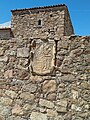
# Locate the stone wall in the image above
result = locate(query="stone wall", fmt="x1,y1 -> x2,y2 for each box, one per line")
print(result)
0,36 -> 90,120
11,5 -> 74,38
0,28 -> 13,40
64,9 -> 74,36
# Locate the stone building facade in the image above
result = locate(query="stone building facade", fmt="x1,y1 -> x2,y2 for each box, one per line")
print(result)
11,4 -> 74,38
0,4 -> 90,120
0,28 -> 13,40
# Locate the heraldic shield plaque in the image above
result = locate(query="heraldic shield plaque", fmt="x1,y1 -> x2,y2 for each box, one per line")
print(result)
31,39 -> 55,75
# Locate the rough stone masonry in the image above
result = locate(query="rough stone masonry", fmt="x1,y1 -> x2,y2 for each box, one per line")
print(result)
0,4 -> 90,120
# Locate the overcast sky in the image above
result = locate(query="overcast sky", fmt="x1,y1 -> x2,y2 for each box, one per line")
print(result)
0,0 -> 90,35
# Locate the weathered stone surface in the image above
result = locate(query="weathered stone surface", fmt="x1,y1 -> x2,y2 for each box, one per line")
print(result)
6,116 -> 26,120
30,112 -> 47,120
56,106 -> 67,113
18,58 -> 29,70
0,56 -> 8,62
71,104 -> 82,112
72,90 -> 78,99
31,41 -> 55,75
47,109 -> 57,117
85,104 -> 89,109
0,105 -> 10,116
14,117 -> 26,120
78,112 -> 89,118
4,70 -> 13,79
0,89 -> 4,97
30,75 -> 43,82
22,83 -> 37,93
47,93 -> 56,100
39,108 -> 46,113
20,92 -> 35,101
23,104 -> 32,111
17,47 -> 29,58
0,97 -> 13,106
0,115 -> 5,120
0,48 -> 5,56
42,80 -> 56,93
12,105 -> 24,115
61,74 -> 75,82
5,90 -> 17,99
28,84 -> 37,93
7,50 -> 16,56
0,62 -> 4,68
39,99 -> 54,108
56,100 -> 67,113
18,70 -> 30,80
56,100 -> 67,107
81,82 -> 90,90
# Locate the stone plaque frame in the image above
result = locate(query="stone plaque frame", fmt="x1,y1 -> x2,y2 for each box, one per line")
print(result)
31,39 -> 56,75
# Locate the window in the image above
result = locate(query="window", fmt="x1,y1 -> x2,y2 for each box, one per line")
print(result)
50,14 -> 53,17
38,19 -> 42,26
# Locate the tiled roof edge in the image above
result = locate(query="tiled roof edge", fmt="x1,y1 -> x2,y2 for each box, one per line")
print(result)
0,27 -> 11,30
11,4 -> 67,12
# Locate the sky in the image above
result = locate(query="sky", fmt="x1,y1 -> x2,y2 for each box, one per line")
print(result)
0,0 -> 90,36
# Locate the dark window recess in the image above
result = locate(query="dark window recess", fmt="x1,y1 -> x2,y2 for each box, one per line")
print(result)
50,14 -> 53,17
38,20 -> 42,25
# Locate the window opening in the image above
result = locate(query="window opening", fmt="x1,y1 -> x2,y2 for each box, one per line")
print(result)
38,19 -> 42,25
